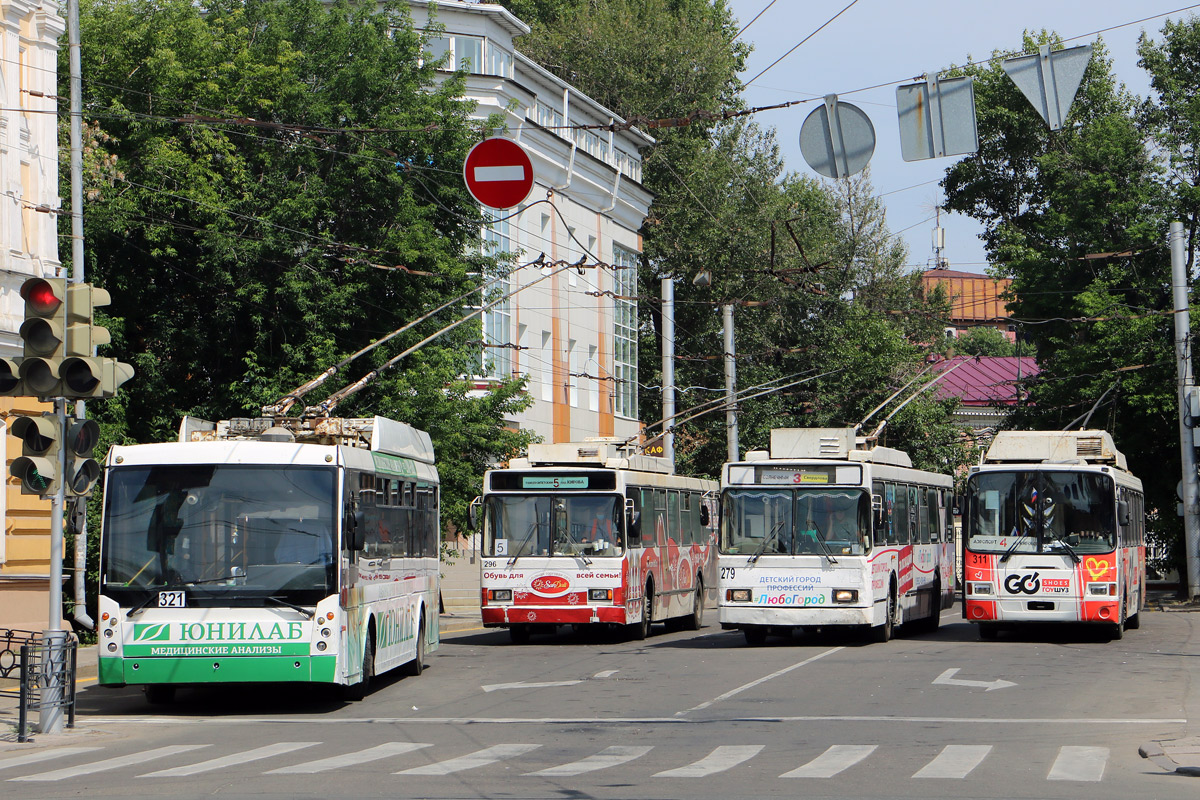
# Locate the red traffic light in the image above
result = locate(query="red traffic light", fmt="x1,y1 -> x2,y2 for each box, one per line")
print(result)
20,278 -> 62,316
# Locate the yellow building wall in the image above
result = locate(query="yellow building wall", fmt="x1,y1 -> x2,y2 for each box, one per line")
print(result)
1,397 -> 56,629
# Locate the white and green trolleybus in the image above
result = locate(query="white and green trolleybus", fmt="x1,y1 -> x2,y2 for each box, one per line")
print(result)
96,415 -> 439,703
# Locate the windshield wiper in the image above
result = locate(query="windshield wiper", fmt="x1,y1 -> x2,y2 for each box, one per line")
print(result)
999,529 -> 1031,563
1047,537 -> 1082,564
809,523 -> 839,565
264,595 -> 315,619
507,521 -> 540,567
748,519 -> 787,564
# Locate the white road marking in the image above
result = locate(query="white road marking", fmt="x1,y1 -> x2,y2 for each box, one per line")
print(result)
933,667 -> 1016,691
779,744 -> 877,778
912,745 -> 993,778
265,742 -> 433,774
679,646 -> 845,715
1048,746 -> 1108,781
481,680 -> 583,693
593,670 -> 619,679
526,745 -> 652,776
10,745 -> 209,782
0,747 -> 102,773
654,745 -> 765,777
139,742 -> 319,777
395,744 -> 541,775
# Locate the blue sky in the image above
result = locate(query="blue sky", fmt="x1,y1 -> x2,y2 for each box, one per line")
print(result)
727,0 -> 1199,275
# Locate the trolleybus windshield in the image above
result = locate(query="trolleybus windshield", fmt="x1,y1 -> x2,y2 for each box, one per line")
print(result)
484,494 -> 624,558
721,488 -> 870,557
966,470 -> 1115,555
102,465 -> 337,605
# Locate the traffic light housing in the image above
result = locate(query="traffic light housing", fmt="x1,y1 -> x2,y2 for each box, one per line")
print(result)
13,277 -> 133,399
64,417 -> 101,497
10,413 -> 60,496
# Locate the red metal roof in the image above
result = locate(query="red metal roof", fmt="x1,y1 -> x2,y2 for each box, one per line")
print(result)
930,355 -> 1039,407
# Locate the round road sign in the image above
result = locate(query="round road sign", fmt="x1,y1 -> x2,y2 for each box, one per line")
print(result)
463,137 -> 534,209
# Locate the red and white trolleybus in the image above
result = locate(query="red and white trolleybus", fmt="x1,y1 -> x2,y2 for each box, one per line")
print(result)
472,442 -> 717,642
962,430 -> 1146,640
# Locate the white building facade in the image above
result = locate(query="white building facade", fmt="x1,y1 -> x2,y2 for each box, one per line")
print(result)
409,1 -> 654,446
0,0 -> 64,628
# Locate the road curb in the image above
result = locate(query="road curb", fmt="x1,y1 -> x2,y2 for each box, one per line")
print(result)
1140,738 -> 1200,777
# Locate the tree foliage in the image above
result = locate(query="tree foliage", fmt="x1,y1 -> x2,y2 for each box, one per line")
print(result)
71,0 -> 534,542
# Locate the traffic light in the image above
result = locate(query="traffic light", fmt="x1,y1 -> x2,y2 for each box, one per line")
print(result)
13,277 -> 133,399
10,413 -> 60,496
63,417 -> 101,497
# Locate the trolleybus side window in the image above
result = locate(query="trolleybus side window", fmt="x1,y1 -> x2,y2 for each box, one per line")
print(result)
626,489 -> 643,548
928,489 -> 942,543
917,487 -> 930,544
894,485 -> 909,545
872,481 -> 889,546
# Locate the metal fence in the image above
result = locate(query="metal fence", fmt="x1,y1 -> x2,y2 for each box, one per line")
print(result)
0,629 -> 77,743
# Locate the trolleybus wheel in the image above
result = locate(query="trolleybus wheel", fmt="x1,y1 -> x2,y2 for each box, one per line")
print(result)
343,634 -> 374,701
404,617 -> 425,676
684,579 -> 705,631
144,684 -> 176,705
638,581 -> 654,640
1126,609 -> 1141,630
1111,603 -> 1126,641
919,579 -> 941,633
872,588 -> 896,643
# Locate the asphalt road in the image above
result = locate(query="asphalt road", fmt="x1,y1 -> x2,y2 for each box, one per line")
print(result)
3,603 -> 1199,799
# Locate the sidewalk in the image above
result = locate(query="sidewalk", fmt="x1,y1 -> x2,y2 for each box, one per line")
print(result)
1140,597 -> 1200,776
74,610 -> 485,683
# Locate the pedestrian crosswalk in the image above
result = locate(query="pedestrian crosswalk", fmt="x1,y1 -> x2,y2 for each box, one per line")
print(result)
0,740 -> 1116,783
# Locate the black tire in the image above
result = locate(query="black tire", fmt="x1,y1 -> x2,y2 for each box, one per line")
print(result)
744,626 -> 767,646
343,634 -> 374,701
919,580 -> 941,633
872,589 -> 895,643
508,625 -> 530,644
1111,603 -> 1126,641
404,618 -> 425,677
978,624 -> 998,641
638,581 -> 654,639
144,684 -> 176,705
684,579 -> 705,631
1126,611 -> 1141,630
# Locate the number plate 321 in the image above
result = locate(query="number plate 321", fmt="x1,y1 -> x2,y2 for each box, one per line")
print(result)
158,591 -> 186,608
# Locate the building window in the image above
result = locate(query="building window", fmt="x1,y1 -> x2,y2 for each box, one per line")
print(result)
422,34 -> 486,73
487,44 -> 512,78
612,245 -> 639,420
481,210 -> 512,380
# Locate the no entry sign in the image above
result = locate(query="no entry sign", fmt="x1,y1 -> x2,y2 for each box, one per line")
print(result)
463,137 -> 534,209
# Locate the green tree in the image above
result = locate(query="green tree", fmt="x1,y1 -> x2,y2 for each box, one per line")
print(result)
952,326 -> 1016,357
942,32 -> 1178,572
66,0 -> 536,619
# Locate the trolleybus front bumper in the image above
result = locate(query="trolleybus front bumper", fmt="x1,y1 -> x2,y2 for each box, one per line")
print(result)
98,654 -> 338,686
718,604 -> 876,627
482,605 -> 630,627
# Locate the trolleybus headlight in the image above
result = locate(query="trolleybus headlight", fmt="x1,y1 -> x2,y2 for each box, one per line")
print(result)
832,589 -> 858,604
316,641 -> 327,651
107,642 -> 117,652
588,589 -> 612,601
321,628 -> 331,638
726,589 -> 752,603
968,582 -> 994,596
491,589 -> 513,602
103,628 -> 113,638
1088,583 -> 1116,596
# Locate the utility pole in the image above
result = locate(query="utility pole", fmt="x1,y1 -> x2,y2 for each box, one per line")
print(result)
722,304 -> 738,462
1172,221 -> 1200,601
660,277 -> 675,471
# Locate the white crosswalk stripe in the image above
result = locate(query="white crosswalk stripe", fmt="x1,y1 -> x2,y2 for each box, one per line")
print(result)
526,745 -> 652,776
139,742 -> 320,778
265,742 -> 434,774
912,745 -> 993,778
9,745 -> 210,782
395,744 -> 541,775
1048,746 -> 1109,781
779,745 -> 877,778
654,745 -> 765,777
0,747 -> 103,773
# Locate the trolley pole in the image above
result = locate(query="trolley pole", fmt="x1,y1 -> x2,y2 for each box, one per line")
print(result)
1172,221 -> 1200,601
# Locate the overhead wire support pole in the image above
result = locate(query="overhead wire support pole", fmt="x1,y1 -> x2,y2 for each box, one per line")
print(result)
723,304 -> 738,462
1170,220 -> 1200,601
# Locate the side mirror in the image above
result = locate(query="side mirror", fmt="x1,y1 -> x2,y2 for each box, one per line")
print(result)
468,496 -> 482,531
346,510 -> 366,551
699,504 -> 710,527
1117,500 -> 1130,526
629,510 -> 642,538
